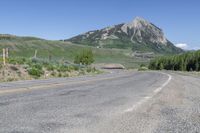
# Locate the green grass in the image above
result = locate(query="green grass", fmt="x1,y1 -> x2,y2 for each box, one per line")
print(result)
0,35 -> 149,68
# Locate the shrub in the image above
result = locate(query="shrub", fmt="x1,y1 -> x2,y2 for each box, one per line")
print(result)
32,64 -> 43,70
73,65 -> 80,71
138,66 -> 148,71
46,64 -> 55,71
57,65 -> 69,72
28,64 -> 44,77
6,77 -> 15,82
67,65 -> 76,72
31,57 -> 40,64
51,71 -> 56,76
63,73 -> 69,77
28,67 -> 44,77
8,58 -> 26,65
140,64 -> 146,68
79,69 -> 86,75
58,72 -> 62,77
74,49 -> 94,65
86,67 -> 96,73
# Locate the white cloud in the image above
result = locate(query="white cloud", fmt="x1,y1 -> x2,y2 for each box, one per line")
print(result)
191,47 -> 200,50
175,43 -> 188,50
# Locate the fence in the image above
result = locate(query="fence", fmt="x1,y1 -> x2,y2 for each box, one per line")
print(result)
0,48 -> 9,65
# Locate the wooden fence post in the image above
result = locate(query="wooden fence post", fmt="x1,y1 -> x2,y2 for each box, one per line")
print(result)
34,50 -> 37,58
3,48 -> 6,66
6,48 -> 9,59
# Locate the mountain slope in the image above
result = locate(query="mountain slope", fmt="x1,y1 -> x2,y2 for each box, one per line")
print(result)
0,34 -> 148,68
67,17 -> 183,54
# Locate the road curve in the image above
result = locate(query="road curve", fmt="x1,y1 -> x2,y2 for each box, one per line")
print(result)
0,71 -> 196,133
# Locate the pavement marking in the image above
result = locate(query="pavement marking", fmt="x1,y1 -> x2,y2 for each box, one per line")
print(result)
0,88 -> 30,94
0,72 -> 134,95
124,72 -> 172,113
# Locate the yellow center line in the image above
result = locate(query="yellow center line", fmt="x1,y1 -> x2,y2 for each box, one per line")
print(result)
0,73 -> 134,95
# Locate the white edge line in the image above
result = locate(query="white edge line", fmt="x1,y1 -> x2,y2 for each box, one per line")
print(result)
123,72 -> 172,113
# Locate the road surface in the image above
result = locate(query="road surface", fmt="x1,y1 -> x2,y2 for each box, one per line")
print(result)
0,71 -> 200,133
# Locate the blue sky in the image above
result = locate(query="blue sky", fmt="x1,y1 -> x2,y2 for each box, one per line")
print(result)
0,0 -> 200,49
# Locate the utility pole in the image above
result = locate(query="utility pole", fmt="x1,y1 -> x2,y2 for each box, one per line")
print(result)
3,48 -> 6,66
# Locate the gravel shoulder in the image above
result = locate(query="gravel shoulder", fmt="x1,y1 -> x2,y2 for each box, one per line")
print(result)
97,72 -> 200,133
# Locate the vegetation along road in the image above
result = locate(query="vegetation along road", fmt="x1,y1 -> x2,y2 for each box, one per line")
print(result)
0,70 -> 200,133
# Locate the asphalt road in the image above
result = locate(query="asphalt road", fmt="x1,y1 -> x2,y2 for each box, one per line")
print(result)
0,71 -> 199,133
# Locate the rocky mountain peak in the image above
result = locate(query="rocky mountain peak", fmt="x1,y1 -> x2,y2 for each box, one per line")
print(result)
121,17 -> 149,33
133,17 -> 150,26
121,17 -> 167,44
67,17 -> 183,54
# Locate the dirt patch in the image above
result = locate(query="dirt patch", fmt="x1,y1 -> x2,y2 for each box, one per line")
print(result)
0,64 -> 31,82
93,63 -> 125,69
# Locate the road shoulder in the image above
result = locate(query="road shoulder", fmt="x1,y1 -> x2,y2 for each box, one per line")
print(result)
97,72 -> 200,133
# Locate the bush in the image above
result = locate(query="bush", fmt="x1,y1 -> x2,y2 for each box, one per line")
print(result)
63,73 -> 69,77
46,64 -> 55,71
79,69 -> 86,75
58,72 -> 62,77
140,64 -> 146,68
8,58 -> 26,65
31,57 -> 40,64
28,64 -> 44,77
66,65 -> 74,72
28,67 -> 44,77
32,64 -> 43,70
57,65 -> 69,72
86,67 -> 96,73
6,77 -> 15,82
73,65 -> 80,71
51,71 -> 56,76
74,49 -> 94,65
138,66 -> 148,71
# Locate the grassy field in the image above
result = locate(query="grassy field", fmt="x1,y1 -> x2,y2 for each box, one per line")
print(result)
0,35 -> 149,68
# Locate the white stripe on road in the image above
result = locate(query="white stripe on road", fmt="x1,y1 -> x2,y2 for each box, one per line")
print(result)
124,72 -> 172,113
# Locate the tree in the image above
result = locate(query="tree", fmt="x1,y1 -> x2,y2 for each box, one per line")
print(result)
148,50 -> 200,72
159,63 -> 164,70
74,49 -> 94,65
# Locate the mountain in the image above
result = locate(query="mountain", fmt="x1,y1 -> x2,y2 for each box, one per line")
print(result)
67,17 -> 183,54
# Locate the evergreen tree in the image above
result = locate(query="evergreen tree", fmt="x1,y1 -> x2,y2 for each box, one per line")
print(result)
149,50 -> 200,72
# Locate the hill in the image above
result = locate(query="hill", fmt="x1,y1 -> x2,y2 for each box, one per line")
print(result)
67,17 -> 183,54
0,34 -> 148,68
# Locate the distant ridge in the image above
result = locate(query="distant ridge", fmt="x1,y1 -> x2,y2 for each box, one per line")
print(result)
0,34 -> 44,41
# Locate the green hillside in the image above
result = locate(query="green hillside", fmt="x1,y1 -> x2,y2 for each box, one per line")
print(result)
0,34 -> 148,68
